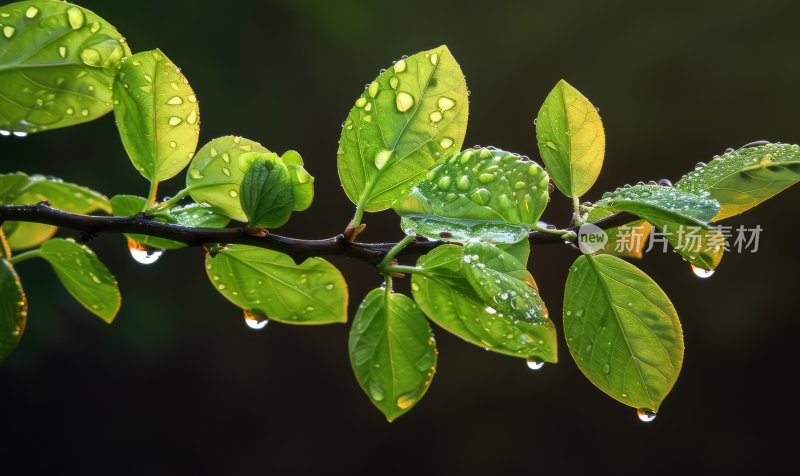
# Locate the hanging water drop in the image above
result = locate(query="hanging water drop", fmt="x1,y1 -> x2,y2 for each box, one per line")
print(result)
637,408 -> 657,422
128,239 -> 164,264
526,358 -> 544,370
691,264 -> 715,278
243,310 -> 269,330
12,131 -> 28,138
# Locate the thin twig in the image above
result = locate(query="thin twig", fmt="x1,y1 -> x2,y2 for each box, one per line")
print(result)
0,204 -> 637,265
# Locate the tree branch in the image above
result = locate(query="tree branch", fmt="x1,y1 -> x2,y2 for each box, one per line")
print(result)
0,204 -> 637,265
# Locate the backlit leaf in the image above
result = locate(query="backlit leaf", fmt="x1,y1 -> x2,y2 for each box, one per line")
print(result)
675,142 -> 800,221
349,288 -> 436,422
564,254 -> 683,411
536,80 -> 605,198
585,206 -> 651,259
206,245 -> 348,325
0,1 -> 131,135
395,147 -> 549,243
113,48 -> 200,182
337,45 -> 469,212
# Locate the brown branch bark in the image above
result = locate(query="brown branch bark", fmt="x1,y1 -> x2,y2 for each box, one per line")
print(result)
0,204 -> 637,265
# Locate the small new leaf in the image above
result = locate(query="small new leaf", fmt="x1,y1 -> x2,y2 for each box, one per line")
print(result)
536,80 -> 605,198
239,152 -> 294,229
675,143 -> 800,221
205,245 -> 348,325
395,147 -> 550,243
0,1 -> 131,134
38,238 -> 121,322
113,49 -> 200,182
349,288 -> 437,422
564,254 -> 683,411
337,45 -> 469,212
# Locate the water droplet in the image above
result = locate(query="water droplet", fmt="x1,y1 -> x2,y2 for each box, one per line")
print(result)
437,175 -> 451,190
168,116 -> 182,126
429,53 -> 438,65
66,7 -> 85,30
657,178 -> 673,187
167,96 -> 183,105
637,408 -> 657,422
395,92 -> 414,112
393,58 -> 407,73
396,394 -> 416,410
438,97 -> 456,111
694,162 -> 707,170
369,383 -> 385,402
186,110 -> 198,125
79,48 -> 101,66
429,111 -> 443,123
90,21 -> 100,33
12,131 -> 27,138
2,26 -> 15,39
691,264 -> 715,278
128,240 -> 164,265
229,190 -> 239,198
355,97 -> 367,108
389,76 -> 399,89
456,175 -> 470,191
244,310 -> 269,329
478,173 -> 495,184
439,137 -> 453,149
24,6 -> 39,18
526,359 -> 544,370
368,81 -> 379,98
374,149 -> 392,170
411,282 -> 420,292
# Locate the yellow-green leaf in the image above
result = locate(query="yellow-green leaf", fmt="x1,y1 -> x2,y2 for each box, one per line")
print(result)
113,48 -> 200,182
536,80 -> 605,198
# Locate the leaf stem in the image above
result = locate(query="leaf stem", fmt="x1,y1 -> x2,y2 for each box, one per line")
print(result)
144,181 -> 160,212
381,264 -> 427,276
572,195 -> 584,226
9,248 -> 41,265
148,187 -> 191,213
378,235 -> 415,268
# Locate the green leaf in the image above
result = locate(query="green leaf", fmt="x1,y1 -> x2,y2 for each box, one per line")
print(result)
113,48 -> 200,182
395,147 -> 549,243
411,244 -> 557,362
564,254 -> 683,411
349,288 -> 437,422
535,80 -> 605,198
38,238 -> 120,322
585,206 -> 652,259
337,45 -> 469,212
205,245 -> 348,325
284,150 -> 314,212
0,173 -> 110,250
594,184 -> 723,270
675,143 -> 800,221
109,194 -> 229,250
0,230 -> 27,363
0,1 -> 131,135
186,136 -> 270,221
239,152 -> 294,229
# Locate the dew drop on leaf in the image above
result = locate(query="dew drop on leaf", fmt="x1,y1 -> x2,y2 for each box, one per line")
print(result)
637,408 -> 657,422
128,239 -> 164,265
526,358 -> 544,370
243,310 -> 269,330
691,264 -> 715,278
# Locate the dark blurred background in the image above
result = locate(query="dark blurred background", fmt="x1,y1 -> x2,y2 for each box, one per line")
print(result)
2,0 -> 799,473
